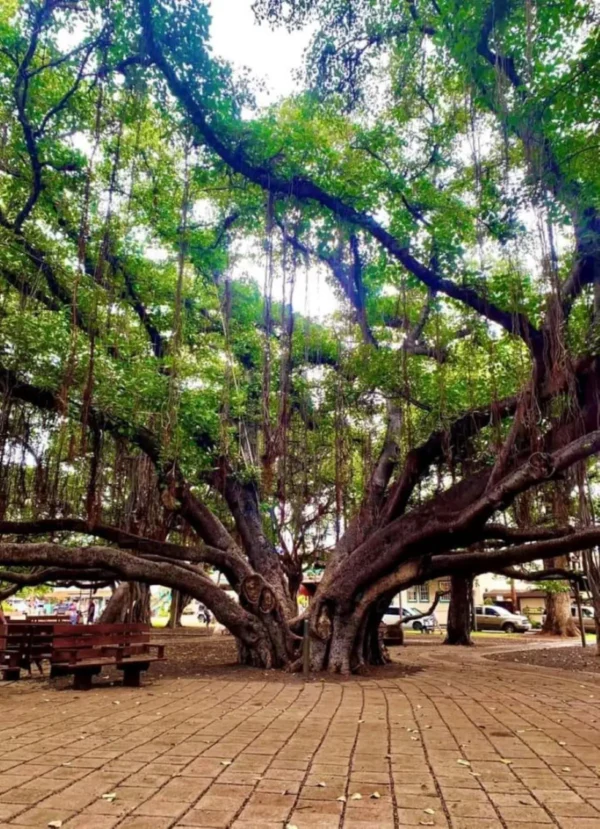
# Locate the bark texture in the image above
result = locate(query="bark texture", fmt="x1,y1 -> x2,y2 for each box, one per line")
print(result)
100,583 -> 151,624
444,575 -> 473,646
541,557 -> 578,637
168,590 -> 191,628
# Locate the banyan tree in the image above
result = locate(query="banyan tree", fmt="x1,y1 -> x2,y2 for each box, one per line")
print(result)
1,0 -> 600,671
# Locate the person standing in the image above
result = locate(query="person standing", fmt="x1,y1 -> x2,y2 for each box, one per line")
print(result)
87,599 -> 96,625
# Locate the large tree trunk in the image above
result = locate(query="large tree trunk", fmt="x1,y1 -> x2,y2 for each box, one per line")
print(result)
541,557 -> 578,636
444,575 -> 473,646
358,605 -> 391,669
583,550 -> 600,655
300,592 -> 394,675
168,590 -> 190,628
100,582 -> 151,624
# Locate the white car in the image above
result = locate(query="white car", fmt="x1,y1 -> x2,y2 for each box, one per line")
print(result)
382,606 -> 436,631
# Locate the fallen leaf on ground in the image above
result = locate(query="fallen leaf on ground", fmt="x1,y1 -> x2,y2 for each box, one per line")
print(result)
101,793 -> 116,802
457,759 -> 471,766
370,791 -> 381,799
317,782 -> 326,787
500,759 -> 512,764
220,760 -> 232,766
48,822 -> 62,828
337,795 -> 346,802
424,808 -> 435,815
350,792 -> 362,800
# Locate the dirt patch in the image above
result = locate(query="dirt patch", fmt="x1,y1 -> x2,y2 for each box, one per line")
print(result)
146,635 -> 425,683
488,644 -> 600,674
17,633 -> 425,690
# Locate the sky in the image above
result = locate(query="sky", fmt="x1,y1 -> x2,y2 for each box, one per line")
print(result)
209,0 -> 310,103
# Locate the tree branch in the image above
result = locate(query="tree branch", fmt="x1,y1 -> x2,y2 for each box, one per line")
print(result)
0,542 -> 260,642
495,566 -> 584,583
429,527 -> 600,578
0,518 -> 252,587
138,0 -> 541,351
406,588 -> 448,621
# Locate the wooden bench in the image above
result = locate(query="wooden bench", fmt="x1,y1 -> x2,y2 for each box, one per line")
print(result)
0,622 -> 54,681
49,623 -> 165,690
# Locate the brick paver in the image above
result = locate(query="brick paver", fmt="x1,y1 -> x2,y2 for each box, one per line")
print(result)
1,647 -> 599,828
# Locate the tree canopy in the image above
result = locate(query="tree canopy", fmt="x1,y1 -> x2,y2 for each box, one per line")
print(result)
1,0 -> 600,671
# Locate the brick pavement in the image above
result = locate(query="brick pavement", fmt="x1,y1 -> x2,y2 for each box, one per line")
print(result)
1,646 -> 599,829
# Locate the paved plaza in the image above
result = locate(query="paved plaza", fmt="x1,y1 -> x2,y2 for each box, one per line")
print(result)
1,644 -> 599,829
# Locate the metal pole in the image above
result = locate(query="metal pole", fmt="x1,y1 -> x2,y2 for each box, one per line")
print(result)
303,618 -> 310,677
574,581 -> 587,648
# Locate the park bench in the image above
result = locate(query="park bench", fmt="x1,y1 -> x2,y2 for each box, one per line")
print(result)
49,623 -> 165,690
0,621 -> 54,681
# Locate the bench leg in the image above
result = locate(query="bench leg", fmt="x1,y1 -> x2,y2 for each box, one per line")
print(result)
122,667 -> 141,688
73,671 -> 94,691
2,668 -> 20,681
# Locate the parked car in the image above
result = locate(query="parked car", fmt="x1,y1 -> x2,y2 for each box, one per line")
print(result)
474,605 -> 531,633
53,602 -> 72,614
382,606 -> 436,632
542,605 -> 597,633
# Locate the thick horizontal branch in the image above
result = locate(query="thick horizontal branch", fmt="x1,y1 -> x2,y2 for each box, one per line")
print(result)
0,566 -> 112,586
495,566 -> 584,583
429,527 -> 600,578
0,542 -> 259,642
0,518 -> 252,587
481,524 -> 575,543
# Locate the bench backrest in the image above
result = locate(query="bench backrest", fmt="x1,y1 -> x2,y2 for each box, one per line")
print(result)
0,622 -> 55,661
26,615 -> 70,623
51,623 -> 152,664
1,622 -> 153,666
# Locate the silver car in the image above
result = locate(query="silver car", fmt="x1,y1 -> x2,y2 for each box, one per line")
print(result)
474,605 -> 531,633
